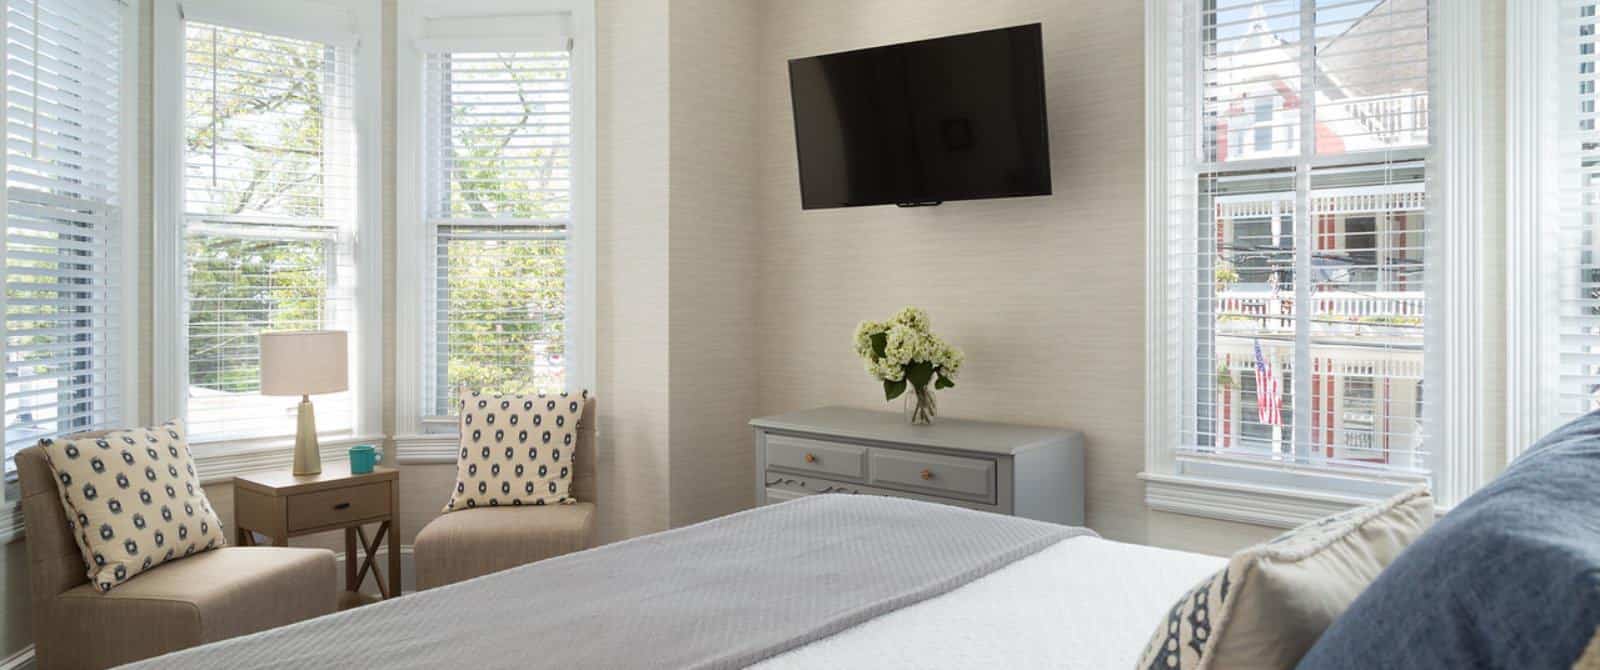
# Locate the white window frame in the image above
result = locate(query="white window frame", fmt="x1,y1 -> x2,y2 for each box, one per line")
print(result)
152,0 -> 384,459
1141,0 -> 1488,527
0,0 -> 141,539
1505,1 -> 1567,459
392,0 -> 597,458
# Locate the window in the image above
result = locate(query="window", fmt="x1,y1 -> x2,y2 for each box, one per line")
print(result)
1145,0 -> 1482,523
422,49 -> 572,417
3,0 -> 136,486
394,1 -> 595,437
155,0 -> 380,449
1253,98 -> 1274,151
180,22 -> 355,441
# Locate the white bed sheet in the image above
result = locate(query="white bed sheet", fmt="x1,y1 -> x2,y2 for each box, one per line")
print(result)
752,535 -> 1225,670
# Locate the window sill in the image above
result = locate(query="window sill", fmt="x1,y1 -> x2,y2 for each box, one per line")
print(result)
192,434 -> 386,485
1139,471 -> 1385,529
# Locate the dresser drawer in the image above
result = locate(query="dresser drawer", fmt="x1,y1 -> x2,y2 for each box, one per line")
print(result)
287,481 -> 391,532
869,448 -> 996,504
765,434 -> 868,480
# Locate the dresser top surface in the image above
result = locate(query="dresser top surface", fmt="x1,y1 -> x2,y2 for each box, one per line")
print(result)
750,406 -> 1079,455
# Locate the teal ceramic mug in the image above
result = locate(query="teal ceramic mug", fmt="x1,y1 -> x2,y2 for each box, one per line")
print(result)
348,444 -> 380,474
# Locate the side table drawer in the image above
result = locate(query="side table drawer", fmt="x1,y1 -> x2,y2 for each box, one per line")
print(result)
869,448 -> 996,504
765,434 -> 868,480
287,481 -> 391,532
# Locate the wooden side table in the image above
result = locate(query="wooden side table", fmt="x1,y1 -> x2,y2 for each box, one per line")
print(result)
234,463 -> 401,608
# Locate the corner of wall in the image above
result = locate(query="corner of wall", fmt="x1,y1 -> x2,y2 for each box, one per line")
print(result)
594,0 -> 674,542
664,0 -> 764,528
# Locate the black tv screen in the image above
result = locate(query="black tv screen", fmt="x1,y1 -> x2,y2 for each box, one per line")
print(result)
788,24 -> 1052,210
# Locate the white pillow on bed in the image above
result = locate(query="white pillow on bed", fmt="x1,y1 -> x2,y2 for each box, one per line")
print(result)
1135,485 -> 1433,670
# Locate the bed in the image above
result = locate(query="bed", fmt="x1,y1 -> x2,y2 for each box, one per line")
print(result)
122,495 -> 1222,669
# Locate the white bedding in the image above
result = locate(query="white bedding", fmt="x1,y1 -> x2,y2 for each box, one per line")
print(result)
753,535 -> 1225,670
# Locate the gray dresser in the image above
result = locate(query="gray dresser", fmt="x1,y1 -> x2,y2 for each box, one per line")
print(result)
750,406 -> 1085,525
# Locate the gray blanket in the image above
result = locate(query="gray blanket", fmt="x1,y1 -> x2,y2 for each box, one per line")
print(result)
126,495 -> 1087,669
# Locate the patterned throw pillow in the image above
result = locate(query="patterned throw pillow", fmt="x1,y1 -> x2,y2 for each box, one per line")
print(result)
443,389 -> 588,513
39,420 -> 228,592
1136,485 -> 1433,670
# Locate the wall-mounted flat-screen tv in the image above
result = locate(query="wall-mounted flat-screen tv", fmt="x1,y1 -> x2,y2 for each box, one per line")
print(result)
788,24 -> 1052,210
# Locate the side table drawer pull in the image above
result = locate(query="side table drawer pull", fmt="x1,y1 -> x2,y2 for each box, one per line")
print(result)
333,502 -> 351,510
804,453 -> 817,463
920,469 -> 933,481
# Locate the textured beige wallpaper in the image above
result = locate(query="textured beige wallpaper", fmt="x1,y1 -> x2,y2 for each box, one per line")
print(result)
665,0 -> 762,527
593,0 -> 673,542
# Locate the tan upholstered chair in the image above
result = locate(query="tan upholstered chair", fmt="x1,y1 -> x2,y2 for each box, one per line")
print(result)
18,438 -> 338,670
414,397 -> 597,590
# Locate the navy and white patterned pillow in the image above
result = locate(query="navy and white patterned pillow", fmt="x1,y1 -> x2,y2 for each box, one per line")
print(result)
443,389 -> 588,513
1140,560 -> 1233,669
39,420 -> 228,592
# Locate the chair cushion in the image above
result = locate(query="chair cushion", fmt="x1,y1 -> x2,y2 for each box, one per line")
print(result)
1298,412 -> 1600,669
39,419 -> 229,592
414,503 -> 595,590
42,547 -> 335,668
444,389 -> 589,512
1138,485 -> 1433,670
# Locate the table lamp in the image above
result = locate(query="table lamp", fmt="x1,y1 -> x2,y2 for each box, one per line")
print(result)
260,330 -> 349,476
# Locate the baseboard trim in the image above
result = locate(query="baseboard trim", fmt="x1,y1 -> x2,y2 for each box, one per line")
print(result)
2,645 -> 34,670
332,543 -> 414,563
333,543 -> 418,595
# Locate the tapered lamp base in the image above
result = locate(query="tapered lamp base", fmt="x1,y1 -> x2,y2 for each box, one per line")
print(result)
292,396 -> 322,476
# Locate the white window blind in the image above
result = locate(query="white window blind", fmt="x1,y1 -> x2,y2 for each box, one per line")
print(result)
182,21 -> 356,442
4,0 -> 127,476
1161,0 -> 1433,478
1554,3 -> 1600,423
421,48 -> 572,418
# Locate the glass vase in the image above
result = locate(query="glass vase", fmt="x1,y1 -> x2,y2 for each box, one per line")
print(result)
905,383 -> 937,425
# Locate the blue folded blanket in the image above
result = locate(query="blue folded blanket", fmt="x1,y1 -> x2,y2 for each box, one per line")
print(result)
1298,411 -> 1600,669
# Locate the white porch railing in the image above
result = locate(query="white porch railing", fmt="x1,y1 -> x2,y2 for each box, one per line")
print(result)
1217,288 -> 1424,324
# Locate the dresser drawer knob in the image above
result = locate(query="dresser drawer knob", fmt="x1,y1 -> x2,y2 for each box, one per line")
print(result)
804,453 -> 817,464
333,502 -> 352,510
920,469 -> 934,481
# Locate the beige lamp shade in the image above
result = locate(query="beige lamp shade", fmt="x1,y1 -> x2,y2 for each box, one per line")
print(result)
260,330 -> 349,397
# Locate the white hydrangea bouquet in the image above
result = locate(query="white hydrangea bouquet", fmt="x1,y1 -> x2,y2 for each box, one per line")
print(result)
854,307 -> 964,425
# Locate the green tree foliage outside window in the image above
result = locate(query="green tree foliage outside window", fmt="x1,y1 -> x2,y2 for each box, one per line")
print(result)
428,51 -> 572,414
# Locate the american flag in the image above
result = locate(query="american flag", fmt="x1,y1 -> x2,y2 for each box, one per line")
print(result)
1253,339 -> 1282,426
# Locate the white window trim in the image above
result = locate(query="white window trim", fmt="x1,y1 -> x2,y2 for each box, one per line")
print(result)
392,0 -> 597,459
151,0 -> 384,459
1,0 -> 143,539
1505,0 -> 1561,461
1141,0 -> 1487,528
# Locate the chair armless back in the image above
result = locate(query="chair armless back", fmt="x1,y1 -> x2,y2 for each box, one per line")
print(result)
16,436 -> 109,605
571,397 -> 597,503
